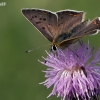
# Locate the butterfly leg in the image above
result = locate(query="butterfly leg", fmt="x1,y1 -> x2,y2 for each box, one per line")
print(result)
78,39 -> 83,46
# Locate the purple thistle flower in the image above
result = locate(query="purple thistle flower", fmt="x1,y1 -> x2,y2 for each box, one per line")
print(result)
39,41 -> 100,100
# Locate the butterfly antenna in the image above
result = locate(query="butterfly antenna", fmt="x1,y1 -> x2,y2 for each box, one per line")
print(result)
26,44 -> 51,53
67,47 -> 79,57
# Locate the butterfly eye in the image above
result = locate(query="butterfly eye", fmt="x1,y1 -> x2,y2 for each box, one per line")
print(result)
52,45 -> 57,51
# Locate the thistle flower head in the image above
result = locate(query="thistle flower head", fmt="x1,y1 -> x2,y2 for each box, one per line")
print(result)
39,41 -> 100,100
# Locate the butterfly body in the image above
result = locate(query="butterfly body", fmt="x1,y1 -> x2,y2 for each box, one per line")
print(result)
22,8 -> 100,50
52,32 -> 73,49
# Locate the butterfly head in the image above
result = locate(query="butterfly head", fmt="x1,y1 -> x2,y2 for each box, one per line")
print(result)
51,40 -> 61,51
51,44 -> 58,51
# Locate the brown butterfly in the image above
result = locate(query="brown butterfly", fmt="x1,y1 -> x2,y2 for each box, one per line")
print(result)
21,8 -> 100,51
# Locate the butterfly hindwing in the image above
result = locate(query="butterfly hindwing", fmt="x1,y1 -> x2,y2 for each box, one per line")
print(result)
70,20 -> 90,37
22,8 -> 58,42
82,17 -> 100,35
56,17 -> 100,48
71,17 -> 100,37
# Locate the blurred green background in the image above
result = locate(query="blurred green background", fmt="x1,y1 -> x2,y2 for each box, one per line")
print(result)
0,0 -> 100,100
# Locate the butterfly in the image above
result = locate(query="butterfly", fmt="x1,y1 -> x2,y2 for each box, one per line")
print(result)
21,8 -> 100,51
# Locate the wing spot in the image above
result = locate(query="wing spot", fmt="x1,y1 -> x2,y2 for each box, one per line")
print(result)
40,18 -> 42,20
66,12 -> 69,14
93,20 -> 99,26
32,16 -> 34,18
43,18 -> 46,21
70,14 -> 73,16
42,27 -> 45,30
38,10 -> 41,14
36,22 -> 41,24
94,20 -> 97,25
74,14 -> 78,16
30,18 -> 32,20
43,12 -> 47,14
35,16 -> 37,18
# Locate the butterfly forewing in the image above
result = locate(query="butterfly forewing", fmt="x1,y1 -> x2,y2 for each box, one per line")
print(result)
56,10 -> 84,34
22,9 -> 58,42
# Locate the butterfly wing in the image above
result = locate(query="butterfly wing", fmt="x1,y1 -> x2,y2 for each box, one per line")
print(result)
70,20 -> 90,37
58,37 -> 79,48
71,17 -> 100,37
56,10 -> 84,34
22,8 -> 58,42
58,17 -> 100,48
